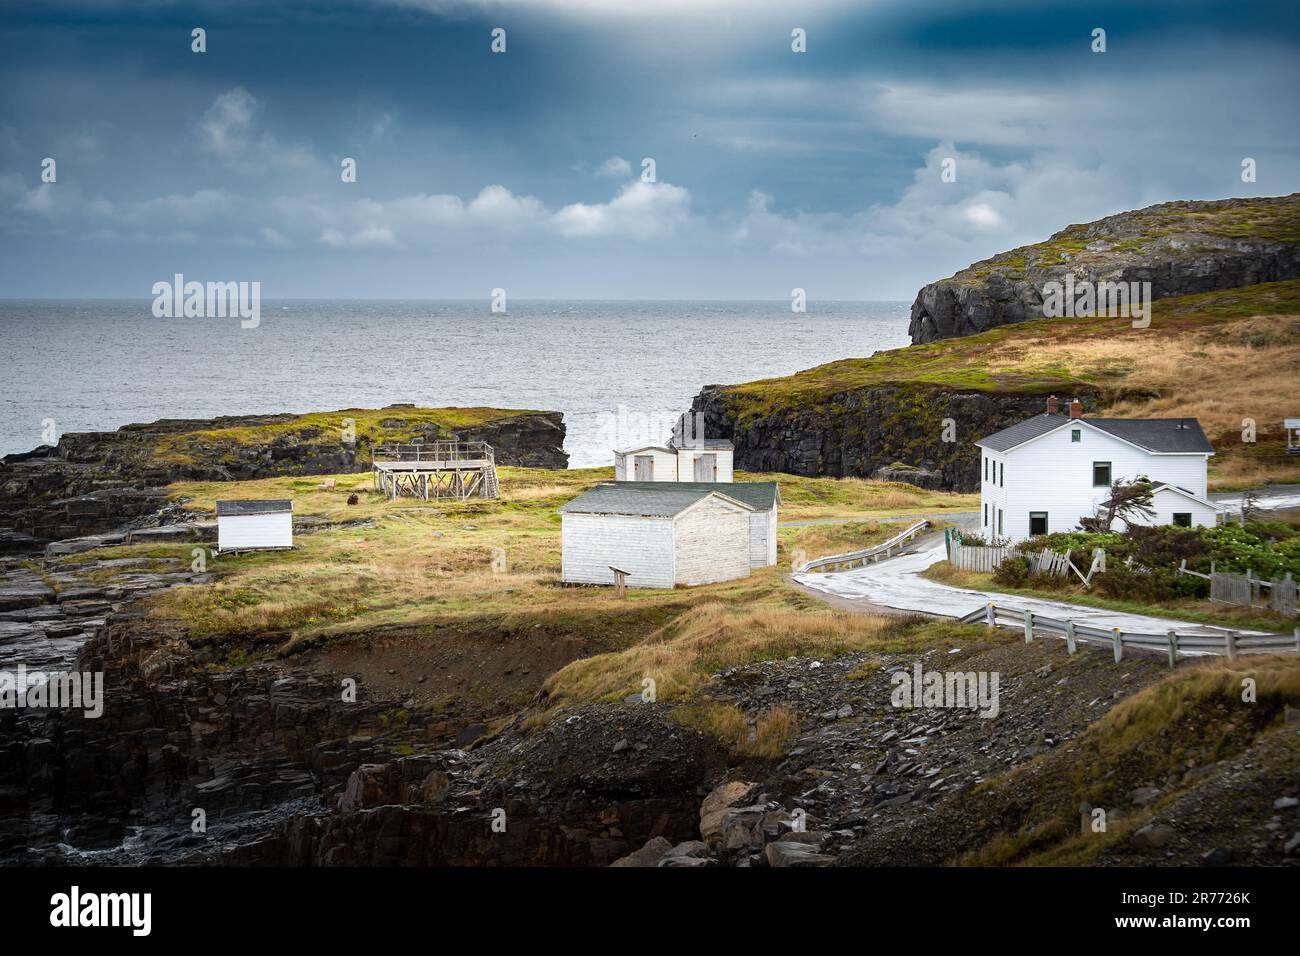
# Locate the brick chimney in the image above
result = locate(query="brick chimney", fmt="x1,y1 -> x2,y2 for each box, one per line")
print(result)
1069,397 -> 1084,419
1046,395 -> 1060,415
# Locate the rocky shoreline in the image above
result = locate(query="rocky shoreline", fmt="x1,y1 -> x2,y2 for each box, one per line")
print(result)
0,406 -> 567,547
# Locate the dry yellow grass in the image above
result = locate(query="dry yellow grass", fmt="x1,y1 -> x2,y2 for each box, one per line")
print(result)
537,602 -> 899,712
984,312 -> 1300,488
673,700 -> 801,759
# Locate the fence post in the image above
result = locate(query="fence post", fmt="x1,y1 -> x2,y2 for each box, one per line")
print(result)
1065,619 -> 1077,655
1166,630 -> 1178,668
1225,631 -> 1237,661
1294,626 -> 1299,654
1023,610 -> 1034,643
985,602 -> 995,629
1112,628 -> 1123,663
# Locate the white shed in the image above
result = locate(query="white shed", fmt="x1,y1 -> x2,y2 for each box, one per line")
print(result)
560,484 -> 758,588
1148,483 -> 1223,529
216,499 -> 294,552
612,481 -> 779,567
613,437 -> 735,483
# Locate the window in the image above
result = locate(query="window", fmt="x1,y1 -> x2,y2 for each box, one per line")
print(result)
1071,429 -> 1081,443
1093,461 -> 1111,487
997,509 -> 1004,536
984,457 -> 988,481
999,462 -> 1004,487
1029,512 -> 1048,536
983,503 -> 988,526
1172,512 -> 1192,528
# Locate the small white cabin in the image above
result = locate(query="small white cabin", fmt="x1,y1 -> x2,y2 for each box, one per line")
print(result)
560,482 -> 777,588
975,397 -> 1220,541
216,499 -> 294,552
614,437 -> 734,483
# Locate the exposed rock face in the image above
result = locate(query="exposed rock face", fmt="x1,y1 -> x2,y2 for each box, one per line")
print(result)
0,407 -> 568,542
908,194 -> 1300,344
691,385 -> 1087,491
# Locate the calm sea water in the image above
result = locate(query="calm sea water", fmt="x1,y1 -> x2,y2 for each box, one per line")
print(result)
0,300 -> 909,467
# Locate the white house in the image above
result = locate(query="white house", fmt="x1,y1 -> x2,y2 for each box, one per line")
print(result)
559,481 -> 779,588
975,396 -> 1221,541
215,499 -> 294,552
613,436 -> 735,483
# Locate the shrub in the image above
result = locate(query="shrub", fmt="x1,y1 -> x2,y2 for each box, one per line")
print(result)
993,555 -> 1032,588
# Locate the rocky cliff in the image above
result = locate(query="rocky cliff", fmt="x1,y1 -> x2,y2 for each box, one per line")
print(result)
693,384 -> 1080,491
0,406 -> 567,543
908,194 -> 1300,344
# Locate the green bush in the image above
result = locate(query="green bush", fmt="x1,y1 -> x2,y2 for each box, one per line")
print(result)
993,556 -> 1032,588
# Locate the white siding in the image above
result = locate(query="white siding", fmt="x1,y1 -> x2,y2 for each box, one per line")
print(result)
746,508 -> 778,567
617,448 -> 678,482
980,423 -> 1211,541
674,447 -> 734,483
217,511 -> 293,551
561,513 -> 675,587
1150,488 -> 1220,529
673,497 -> 751,585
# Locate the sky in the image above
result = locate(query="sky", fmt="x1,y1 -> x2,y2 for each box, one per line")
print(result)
1,0 -> 1298,300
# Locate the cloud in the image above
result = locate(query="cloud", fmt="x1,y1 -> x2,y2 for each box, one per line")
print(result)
197,87 -> 257,157
596,156 -> 632,178
554,180 -> 693,239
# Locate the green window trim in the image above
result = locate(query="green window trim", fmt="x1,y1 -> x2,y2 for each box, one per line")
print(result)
1092,461 -> 1112,487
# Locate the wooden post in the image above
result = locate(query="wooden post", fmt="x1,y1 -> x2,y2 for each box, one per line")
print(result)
1065,619 -> 1077,655
1023,610 -> 1034,643
985,602 -> 995,628
1225,631 -> 1237,661
1166,630 -> 1178,668
1294,626 -> 1299,654
1112,628 -> 1123,663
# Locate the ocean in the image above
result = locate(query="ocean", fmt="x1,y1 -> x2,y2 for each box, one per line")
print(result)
0,299 -> 911,467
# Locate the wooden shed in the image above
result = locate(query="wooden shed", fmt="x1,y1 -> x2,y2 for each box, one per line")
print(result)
560,484 -> 757,588
215,499 -> 293,552
613,481 -> 779,567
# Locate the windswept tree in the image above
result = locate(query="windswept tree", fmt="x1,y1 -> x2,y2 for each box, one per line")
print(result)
1079,477 -> 1157,532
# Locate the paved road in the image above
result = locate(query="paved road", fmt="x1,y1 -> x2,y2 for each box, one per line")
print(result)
788,482 -> 1300,637
791,533 -> 1269,637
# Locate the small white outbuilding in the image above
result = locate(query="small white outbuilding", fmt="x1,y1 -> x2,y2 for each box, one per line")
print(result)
215,499 -> 294,552
560,484 -> 760,588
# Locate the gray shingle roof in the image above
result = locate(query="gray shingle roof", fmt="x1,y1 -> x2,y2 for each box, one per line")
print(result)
976,414 -> 1070,452
668,437 -> 735,450
1086,418 -> 1214,454
216,499 -> 293,516
559,482 -> 767,517
615,481 -> 778,511
977,414 -> 1214,454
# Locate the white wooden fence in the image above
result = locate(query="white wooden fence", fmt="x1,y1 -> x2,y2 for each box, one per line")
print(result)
1178,561 -> 1298,617
958,601 -> 1300,666
946,537 -> 1088,580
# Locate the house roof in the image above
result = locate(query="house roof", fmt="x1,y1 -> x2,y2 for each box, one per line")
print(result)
559,483 -> 758,518
615,481 -> 779,511
216,499 -> 293,516
977,414 -> 1214,454
614,444 -> 675,456
1149,482 -> 1222,510
668,436 -> 734,451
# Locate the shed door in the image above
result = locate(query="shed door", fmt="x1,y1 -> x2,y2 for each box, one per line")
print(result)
693,453 -> 717,482
634,455 -> 654,481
